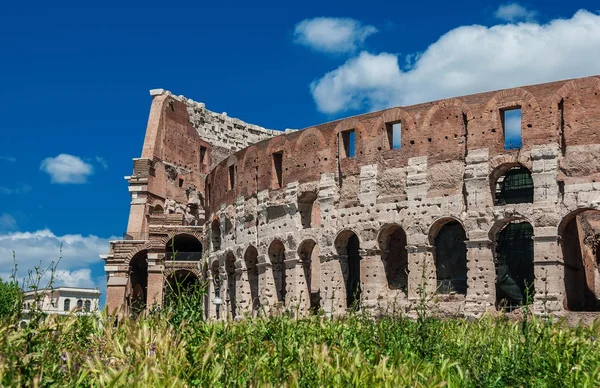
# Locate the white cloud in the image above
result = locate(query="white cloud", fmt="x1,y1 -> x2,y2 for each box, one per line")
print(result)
495,3 -> 538,22
0,183 -> 32,195
40,154 -> 94,184
95,156 -> 108,169
294,17 -> 377,54
0,156 -> 16,163
0,229 -> 115,290
310,10 -> 600,114
0,214 -> 17,231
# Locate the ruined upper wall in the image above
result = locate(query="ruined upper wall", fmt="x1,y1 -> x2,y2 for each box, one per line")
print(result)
206,75 -> 600,213
149,89 -> 289,169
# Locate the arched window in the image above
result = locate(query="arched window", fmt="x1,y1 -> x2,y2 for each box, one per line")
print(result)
335,230 -> 361,310
493,165 -> 534,205
494,221 -> 534,310
298,192 -> 319,229
268,240 -> 287,303
244,246 -> 260,313
560,210 -> 600,311
298,239 -> 320,313
63,298 -> 71,311
77,299 -> 83,309
378,224 -> 408,293
129,250 -> 148,317
211,219 -> 221,251
225,252 -> 237,318
84,300 -> 91,312
433,221 -> 468,295
166,234 -> 203,261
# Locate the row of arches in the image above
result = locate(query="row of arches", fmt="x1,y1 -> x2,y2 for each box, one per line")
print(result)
124,209 -> 600,316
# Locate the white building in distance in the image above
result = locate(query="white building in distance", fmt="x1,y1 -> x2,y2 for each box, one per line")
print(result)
22,287 -> 101,320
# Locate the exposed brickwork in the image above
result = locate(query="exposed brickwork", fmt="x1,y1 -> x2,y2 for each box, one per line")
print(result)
105,76 -> 600,320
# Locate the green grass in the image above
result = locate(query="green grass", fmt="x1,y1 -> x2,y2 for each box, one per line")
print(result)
1,309 -> 600,387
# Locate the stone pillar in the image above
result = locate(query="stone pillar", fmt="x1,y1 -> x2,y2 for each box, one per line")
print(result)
257,261 -> 275,315
206,271 -> 215,319
464,239 -> 496,314
105,269 -> 128,316
236,268 -> 252,317
321,254 -> 346,316
359,249 -> 387,310
406,244 -> 435,301
358,164 -> 378,206
533,234 -> 565,314
146,252 -> 164,310
283,255 -> 304,315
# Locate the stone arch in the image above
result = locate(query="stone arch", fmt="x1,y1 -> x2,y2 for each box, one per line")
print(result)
428,217 -> 468,295
243,245 -> 260,312
334,228 -> 362,309
298,238 -> 320,313
483,87 -> 540,123
551,77 -> 600,148
490,218 -> 535,310
268,239 -> 287,303
423,98 -> 475,129
376,107 -> 417,131
128,249 -> 148,316
377,223 -> 408,292
298,190 -> 320,229
489,163 -> 534,206
211,218 -> 221,251
123,243 -> 151,266
333,117 -> 368,158
163,269 -> 200,306
165,233 -> 203,261
559,209 -> 600,311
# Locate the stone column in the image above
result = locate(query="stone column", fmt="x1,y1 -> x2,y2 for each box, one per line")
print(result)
206,271 -> 215,319
359,248 -> 387,311
533,234 -> 565,314
406,244 -> 435,301
257,261 -> 274,315
321,254 -> 347,317
236,268 -> 252,317
283,255 -> 304,315
464,239 -> 496,314
146,252 -> 164,310
105,268 -> 128,316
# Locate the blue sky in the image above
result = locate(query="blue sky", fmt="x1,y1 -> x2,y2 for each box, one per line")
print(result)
0,0 -> 599,305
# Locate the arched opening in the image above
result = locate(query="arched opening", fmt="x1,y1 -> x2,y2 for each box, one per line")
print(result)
164,270 -> 200,306
129,250 -> 148,317
77,299 -> 83,309
225,252 -> 237,318
493,221 -> 534,310
84,300 -> 91,312
430,220 -> 468,295
268,239 -> 287,303
560,210 -> 600,311
211,219 -> 221,251
149,204 -> 164,215
244,246 -> 260,313
298,239 -> 320,313
492,164 -> 534,205
166,234 -> 203,261
298,191 -> 320,229
335,230 -> 361,310
63,298 -> 70,312
377,224 -> 408,293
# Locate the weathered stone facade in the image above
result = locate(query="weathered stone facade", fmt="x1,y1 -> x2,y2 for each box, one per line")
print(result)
105,76 -> 600,321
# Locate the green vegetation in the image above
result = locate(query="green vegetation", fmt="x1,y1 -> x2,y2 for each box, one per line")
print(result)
0,301 -> 599,387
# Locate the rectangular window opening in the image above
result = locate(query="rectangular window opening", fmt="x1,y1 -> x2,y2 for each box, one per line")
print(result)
341,129 -> 355,158
386,122 -> 402,150
502,108 -> 522,150
178,178 -> 184,187
228,165 -> 236,190
200,146 -> 207,164
273,152 -> 283,188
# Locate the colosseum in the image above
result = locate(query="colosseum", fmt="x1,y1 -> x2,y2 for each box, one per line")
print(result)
103,75 -> 600,320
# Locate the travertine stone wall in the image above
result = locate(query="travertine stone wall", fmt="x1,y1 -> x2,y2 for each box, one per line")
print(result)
105,76 -> 600,322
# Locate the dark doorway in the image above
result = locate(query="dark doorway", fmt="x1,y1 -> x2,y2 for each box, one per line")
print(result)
268,240 -> 287,303
434,221 -> 468,294
379,225 -> 408,292
561,211 -> 600,311
346,234 -> 361,309
225,252 -> 237,318
495,222 -> 535,310
129,251 -> 148,317
244,246 -> 260,313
